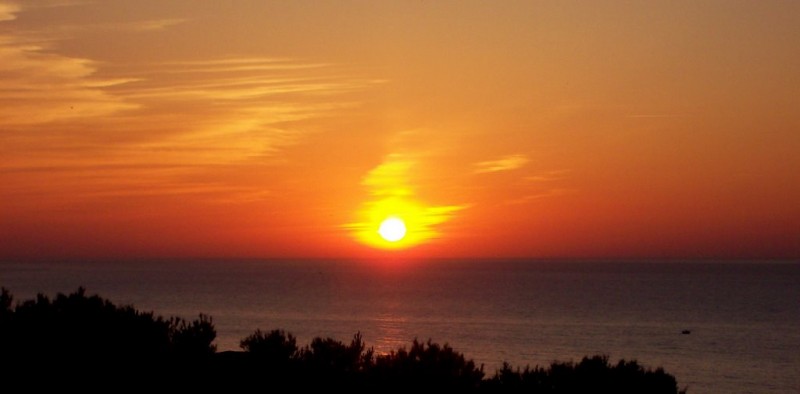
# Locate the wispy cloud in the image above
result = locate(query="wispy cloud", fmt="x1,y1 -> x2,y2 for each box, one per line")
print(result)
22,18 -> 190,34
627,114 -> 681,118
524,169 -> 571,182
0,4 -> 380,204
116,59 -> 369,102
499,170 -> 574,205
0,2 -> 146,125
0,33 -> 139,125
127,18 -> 187,32
504,188 -> 575,205
0,2 -> 19,21
474,154 -> 528,174
107,58 -> 377,165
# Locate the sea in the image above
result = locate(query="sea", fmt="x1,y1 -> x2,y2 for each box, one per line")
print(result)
1,259 -> 797,393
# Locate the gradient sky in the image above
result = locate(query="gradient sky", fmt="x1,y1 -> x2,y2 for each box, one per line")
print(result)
1,0 -> 798,261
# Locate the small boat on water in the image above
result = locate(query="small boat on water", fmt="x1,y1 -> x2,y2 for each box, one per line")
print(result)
681,330 -> 691,335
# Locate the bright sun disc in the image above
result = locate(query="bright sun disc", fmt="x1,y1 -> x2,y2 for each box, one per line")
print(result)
378,217 -> 407,242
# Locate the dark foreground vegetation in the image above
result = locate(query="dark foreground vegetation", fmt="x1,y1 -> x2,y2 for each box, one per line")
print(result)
0,288 -> 684,392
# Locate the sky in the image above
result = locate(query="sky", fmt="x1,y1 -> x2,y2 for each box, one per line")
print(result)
1,0 -> 798,261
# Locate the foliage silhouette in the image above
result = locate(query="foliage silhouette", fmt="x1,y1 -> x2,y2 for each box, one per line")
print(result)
236,328 -> 299,379
369,338 -> 485,392
0,287 -> 215,388
483,355 -> 684,394
171,314 -> 217,358
240,328 -> 298,360
0,288 -> 685,393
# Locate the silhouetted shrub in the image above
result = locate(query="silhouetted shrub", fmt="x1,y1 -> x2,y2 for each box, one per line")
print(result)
171,314 -> 217,358
292,333 -> 372,390
237,328 -> 299,380
300,332 -> 372,372
240,328 -> 298,361
483,354 -> 684,393
0,288 -> 11,321
369,338 -> 484,392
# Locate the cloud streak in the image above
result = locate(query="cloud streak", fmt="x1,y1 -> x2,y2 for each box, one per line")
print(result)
0,34 -> 139,125
524,169 -> 571,182
107,58 -> 378,166
474,154 -> 528,174
0,3 -> 19,21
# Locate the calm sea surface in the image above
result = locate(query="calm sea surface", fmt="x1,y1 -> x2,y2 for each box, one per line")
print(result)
1,259 -> 798,393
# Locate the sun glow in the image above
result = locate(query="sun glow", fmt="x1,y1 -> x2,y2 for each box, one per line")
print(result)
378,217 -> 406,242
346,155 -> 466,251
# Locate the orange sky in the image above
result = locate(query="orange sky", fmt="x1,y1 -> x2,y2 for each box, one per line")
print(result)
1,1 -> 798,261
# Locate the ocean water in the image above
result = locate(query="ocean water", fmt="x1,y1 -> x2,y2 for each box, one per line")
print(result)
1,259 -> 797,393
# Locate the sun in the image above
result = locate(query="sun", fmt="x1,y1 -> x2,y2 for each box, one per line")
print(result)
378,217 -> 407,242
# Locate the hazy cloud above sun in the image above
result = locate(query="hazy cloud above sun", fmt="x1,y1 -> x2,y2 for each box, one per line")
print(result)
347,153 -> 467,249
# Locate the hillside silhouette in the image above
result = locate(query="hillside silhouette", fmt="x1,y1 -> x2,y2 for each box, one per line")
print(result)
0,288 -> 685,393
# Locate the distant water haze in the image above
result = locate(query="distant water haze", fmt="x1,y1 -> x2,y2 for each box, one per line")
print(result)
2,259 -> 798,393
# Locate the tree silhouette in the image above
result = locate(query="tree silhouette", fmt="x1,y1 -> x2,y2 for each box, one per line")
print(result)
172,314 -> 217,358
0,287 -> 216,388
369,338 -> 484,392
240,328 -> 298,362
